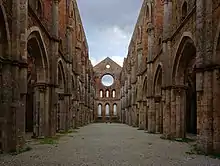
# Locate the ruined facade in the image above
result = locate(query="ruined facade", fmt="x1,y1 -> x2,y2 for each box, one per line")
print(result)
0,0 -> 95,152
93,57 -> 121,122
120,0 -> 220,154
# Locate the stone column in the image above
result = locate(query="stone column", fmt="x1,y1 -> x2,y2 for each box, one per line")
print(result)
154,96 -> 161,133
163,88 -> 171,138
148,97 -> 155,133
175,87 -> 186,138
197,71 -> 213,153
144,103 -> 148,131
139,102 -> 145,130
170,88 -> 176,137
49,0 -> 60,136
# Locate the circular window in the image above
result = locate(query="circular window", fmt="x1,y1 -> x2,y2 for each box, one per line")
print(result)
101,74 -> 114,86
106,64 -> 110,69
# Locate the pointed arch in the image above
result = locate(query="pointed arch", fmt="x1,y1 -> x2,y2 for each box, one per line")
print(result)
113,103 -> 117,116
213,18 -> 220,63
27,26 -> 50,82
172,32 -> 196,85
0,3 -> 11,56
98,103 -> 102,117
142,76 -> 148,100
153,63 -> 163,95
105,103 -> 110,117
57,58 -> 67,92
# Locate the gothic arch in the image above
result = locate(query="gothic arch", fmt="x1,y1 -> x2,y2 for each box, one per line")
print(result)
27,26 -> 50,81
26,27 -> 50,137
172,32 -> 196,84
172,33 -> 197,136
68,0 -> 75,18
0,3 -> 10,55
57,59 -> 66,92
145,2 -> 151,21
213,18 -> 220,63
153,64 -> 163,95
142,76 -> 148,100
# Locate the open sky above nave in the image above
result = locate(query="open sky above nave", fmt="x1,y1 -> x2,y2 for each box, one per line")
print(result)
77,0 -> 143,67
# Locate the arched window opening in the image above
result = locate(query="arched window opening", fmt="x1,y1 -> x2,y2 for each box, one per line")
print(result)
105,104 -> 110,117
69,2 -> 74,18
146,5 -> 150,21
137,49 -> 143,67
112,90 -> 116,98
100,90 -> 103,98
158,38 -> 162,45
36,0 -> 43,18
58,64 -> 64,90
182,1 -> 187,20
98,104 -> 102,117
106,90 -> 109,98
113,104 -> 117,116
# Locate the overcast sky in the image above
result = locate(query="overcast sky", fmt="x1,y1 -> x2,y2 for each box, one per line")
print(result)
77,0 -> 143,67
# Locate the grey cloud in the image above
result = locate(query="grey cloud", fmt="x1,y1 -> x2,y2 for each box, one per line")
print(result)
77,0 -> 143,33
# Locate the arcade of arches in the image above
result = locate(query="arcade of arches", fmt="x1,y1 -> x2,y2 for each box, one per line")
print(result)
0,0 -> 220,157
0,0 -> 95,152
120,0 -> 220,155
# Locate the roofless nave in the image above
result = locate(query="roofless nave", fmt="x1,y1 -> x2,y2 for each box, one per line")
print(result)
0,0 -> 220,157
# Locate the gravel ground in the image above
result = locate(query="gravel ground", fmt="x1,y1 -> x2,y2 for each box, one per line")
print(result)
0,123 -> 220,166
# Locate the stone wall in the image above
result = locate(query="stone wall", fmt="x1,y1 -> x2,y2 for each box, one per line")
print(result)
93,57 -> 121,122
120,0 -> 220,155
0,0 -> 95,152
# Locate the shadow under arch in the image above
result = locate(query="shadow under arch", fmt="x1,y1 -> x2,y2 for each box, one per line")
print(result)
172,35 -> 197,137
26,27 -> 50,138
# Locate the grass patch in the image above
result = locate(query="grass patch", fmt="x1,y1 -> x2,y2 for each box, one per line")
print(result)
160,136 -> 195,143
38,136 -> 60,145
38,129 -> 78,145
58,129 -> 78,135
186,144 -> 220,159
9,146 -> 32,156
174,138 -> 195,143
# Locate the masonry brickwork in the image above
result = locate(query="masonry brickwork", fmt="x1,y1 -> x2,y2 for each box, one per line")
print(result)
120,0 -> 220,154
93,57 -> 121,123
0,0 -> 95,152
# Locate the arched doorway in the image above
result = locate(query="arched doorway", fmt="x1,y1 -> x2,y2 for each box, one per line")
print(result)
0,5 -> 10,151
98,104 -> 102,117
113,104 -> 117,116
142,77 -> 148,130
105,103 -> 110,121
172,36 -> 197,137
26,29 -> 49,138
56,61 -> 66,132
154,65 -> 163,133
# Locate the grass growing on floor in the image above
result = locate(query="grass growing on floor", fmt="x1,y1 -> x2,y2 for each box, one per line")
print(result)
58,129 -> 78,135
9,146 -> 32,155
186,144 -> 220,159
160,136 -> 195,143
39,136 -> 60,145
38,129 -> 79,145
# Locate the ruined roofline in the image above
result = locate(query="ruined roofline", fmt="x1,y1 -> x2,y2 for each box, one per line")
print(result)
127,0 -> 146,50
93,57 -> 122,69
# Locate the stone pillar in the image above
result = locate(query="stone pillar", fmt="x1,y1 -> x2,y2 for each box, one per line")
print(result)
49,0 -> 60,136
154,96 -> 161,133
139,102 -> 145,130
170,88 -> 176,137
144,103 -> 148,131
197,71 -> 213,153
163,88 -> 171,138
148,97 -> 155,133
212,69 -> 220,153
174,87 -> 186,138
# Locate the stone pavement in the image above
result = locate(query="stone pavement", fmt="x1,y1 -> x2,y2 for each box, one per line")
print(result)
0,123 -> 220,166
